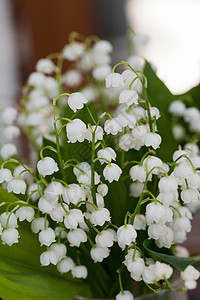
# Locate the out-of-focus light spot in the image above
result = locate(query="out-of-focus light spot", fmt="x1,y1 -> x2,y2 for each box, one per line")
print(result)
126,0 -> 200,94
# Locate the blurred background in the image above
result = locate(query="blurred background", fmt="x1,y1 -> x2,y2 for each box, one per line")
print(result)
0,0 -> 200,298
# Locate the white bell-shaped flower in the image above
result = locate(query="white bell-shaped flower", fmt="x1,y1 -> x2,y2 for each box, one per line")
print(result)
50,243 -> 67,261
155,226 -> 174,249
168,100 -> 186,117
95,229 -> 115,248
40,250 -> 59,266
15,206 -> 35,222
0,169 -> 12,183
148,223 -> 167,240
181,188 -> 199,204
1,143 -> 17,160
117,224 -> 137,250
116,290 -> 134,300
50,204 -> 68,222
146,202 -> 170,225
133,214 -> 147,230
97,184 -> 108,197
93,40 -> 113,53
187,173 -> 200,189
158,177 -> 178,193
36,58 -> 55,74
154,261 -> 173,280
173,245 -> 189,258
68,92 -> 88,112
126,257 -> 145,277
119,89 -> 139,106
7,178 -> 26,194
103,163 -> 122,183
142,156 -> 163,175
31,217 -> 49,234
66,119 -> 86,143
63,184 -> 85,205
67,228 -> 87,247
105,73 -> 124,88
144,132 -> 162,149
97,147 -> 116,164
1,228 -> 19,246
63,42 -> 85,61
37,157 -> 59,177
39,228 -> 56,246
0,212 -> 18,228
174,161 -> 194,180
84,125 -> 104,143
38,197 -> 56,214
131,124 -> 150,150
142,264 -> 158,284
173,217 -> 191,233
28,72 -> 46,87
181,265 -> 200,282
119,133 -> 135,152
130,182 -> 144,198
57,257 -> 75,274
92,64 -> 112,81
3,125 -> 20,141
72,265 -> 88,279
73,162 -> 100,185
157,192 -> 177,207
104,118 -> 123,135
2,107 -> 18,125
13,165 -> 29,180
90,246 -> 110,262
44,181 -> 64,204
129,165 -> 146,183
28,183 -> 40,202
117,112 -> 136,129
63,70 -> 83,88
91,208 -> 110,226
64,209 -> 84,229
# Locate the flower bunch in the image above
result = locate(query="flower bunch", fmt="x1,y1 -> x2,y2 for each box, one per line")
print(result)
0,33 -> 199,299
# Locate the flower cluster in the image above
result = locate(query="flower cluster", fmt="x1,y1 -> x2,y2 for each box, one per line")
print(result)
0,33 -> 199,299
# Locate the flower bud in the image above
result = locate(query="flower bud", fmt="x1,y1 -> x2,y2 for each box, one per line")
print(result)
1,143 -> 17,160
116,291 -> 134,300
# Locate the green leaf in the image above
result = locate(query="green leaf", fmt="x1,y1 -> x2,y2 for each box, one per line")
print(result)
143,239 -> 199,271
144,62 -> 178,161
106,180 -> 128,226
0,187 -> 91,299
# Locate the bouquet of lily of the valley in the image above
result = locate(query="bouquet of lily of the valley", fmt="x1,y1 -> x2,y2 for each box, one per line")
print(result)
0,32 -> 200,300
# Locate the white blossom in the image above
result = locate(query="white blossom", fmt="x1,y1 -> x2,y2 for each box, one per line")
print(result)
104,118 -> 123,135
119,89 -> 138,106
72,265 -> 88,279
40,250 -> 59,266
116,291 -> 134,300
91,208 -> 110,226
67,228 -> 87,247
117,224 -> 137,250
105,73 -> 124,88
39,228 -> 56,246
97,147 -> 116,164
2,107 -> 17,125
68,92 -> 88,112
15,207 -> 35,222
31,218 -> 49,234
57,257 -> 74,274
90,246 -> 110,262
0,169 -> 12,183
103,163 -> 122,183
63,184 -> 86,205
1,143 -> 17,160
36,59 -> 55,74
66,119 -> 86,143
1,228 -> 19,246
63,42 -> 85,61
7,179 -> 26,194
37,157 -> 59,177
